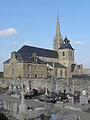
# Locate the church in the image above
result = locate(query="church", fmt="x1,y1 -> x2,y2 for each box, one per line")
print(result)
4,15 -> 84,79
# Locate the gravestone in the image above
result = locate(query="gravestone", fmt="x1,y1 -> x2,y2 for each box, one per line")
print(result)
80,89 -> 88,105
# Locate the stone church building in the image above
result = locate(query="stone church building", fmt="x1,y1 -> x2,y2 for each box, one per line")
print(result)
4,15 -> 85,79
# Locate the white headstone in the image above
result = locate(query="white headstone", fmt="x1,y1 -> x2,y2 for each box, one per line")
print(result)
45,84 -> 48,96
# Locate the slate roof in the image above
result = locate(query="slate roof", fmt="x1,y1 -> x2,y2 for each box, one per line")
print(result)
72,74 -> 90,79
4,59 -> 10,63
60,37 -> 74,50
17,45 -> 58,60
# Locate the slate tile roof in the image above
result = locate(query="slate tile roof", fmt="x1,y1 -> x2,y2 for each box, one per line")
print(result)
17,45 -> 58,59
72,74 -> 90,78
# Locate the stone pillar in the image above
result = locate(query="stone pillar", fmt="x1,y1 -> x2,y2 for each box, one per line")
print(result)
10,102 -> 13,114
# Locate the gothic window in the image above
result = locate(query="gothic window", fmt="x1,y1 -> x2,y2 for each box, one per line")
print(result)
65,70 -> 67,76
35,74 -> 37,78
63,51 -> 65,56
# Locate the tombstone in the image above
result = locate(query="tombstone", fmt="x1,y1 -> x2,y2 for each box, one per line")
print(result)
13,103 -> 18,117
74,91 -> 80,103
45,84 -> 48,96
80,90 -> 88,105
44,84 -> 48,110
9,85 -> 13,94
4,100 -> 8,109
55,83 -> 59,94
9,102 -> 13,114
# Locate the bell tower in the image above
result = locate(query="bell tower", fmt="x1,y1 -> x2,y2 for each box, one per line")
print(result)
58,37 -> 74,68
53,14 -> 63,50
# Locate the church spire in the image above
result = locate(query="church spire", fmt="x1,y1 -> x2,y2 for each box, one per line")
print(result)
56,13 -> 61,40
53,13 -> 63,50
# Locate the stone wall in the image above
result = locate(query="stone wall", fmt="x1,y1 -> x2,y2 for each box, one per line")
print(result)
0,77 -> 90,96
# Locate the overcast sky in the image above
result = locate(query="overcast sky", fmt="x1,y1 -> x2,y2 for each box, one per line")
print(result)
0,0 -> 90,71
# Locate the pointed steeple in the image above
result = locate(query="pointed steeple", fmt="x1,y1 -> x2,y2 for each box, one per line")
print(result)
53,13 -> 63,50
56,13 -> 61,40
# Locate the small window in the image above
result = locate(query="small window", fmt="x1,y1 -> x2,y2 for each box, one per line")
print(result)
63,51 -> 65,56
12,63 -> 14,70
41,74 -> 44,78
41,66 -> 44,72
35,65 -> 38,71
28,74 -> 31,78
12,70 -> 14,76
35,74 -> 37,78
28,65 -> 31,72
65,70 -> 67,76
70,51 -> 72,56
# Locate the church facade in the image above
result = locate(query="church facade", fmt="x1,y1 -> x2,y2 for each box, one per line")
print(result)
4,15 -> 75,79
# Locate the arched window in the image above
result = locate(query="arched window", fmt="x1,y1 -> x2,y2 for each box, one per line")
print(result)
28,74 -> 31,78
35,74 -> 37,78
65,70 -> 67,76
63,51 -> 65,56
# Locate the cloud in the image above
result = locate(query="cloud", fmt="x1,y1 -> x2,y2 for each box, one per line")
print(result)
72,40 -> 86,45
0,28 -> 18,37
